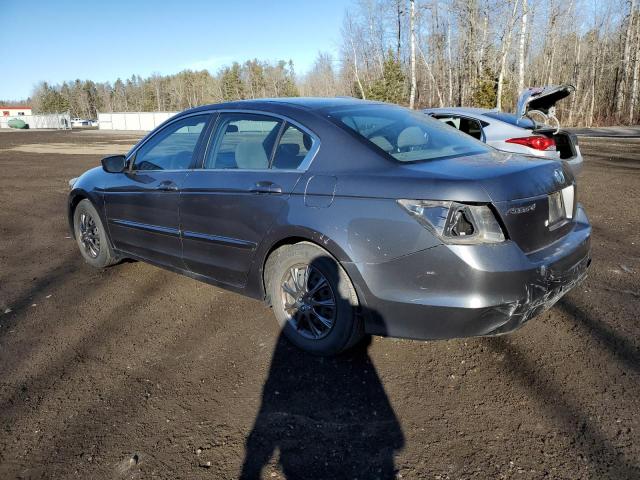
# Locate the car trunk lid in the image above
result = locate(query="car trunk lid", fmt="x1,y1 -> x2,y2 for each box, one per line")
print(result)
492,186 -> 576,253
402,150 -> 573,202
516,85 -> 574,121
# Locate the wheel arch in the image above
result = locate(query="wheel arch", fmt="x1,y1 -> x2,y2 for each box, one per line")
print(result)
67,189 -> 89,233
67,190 -> 113,251
250,228 -> 358,306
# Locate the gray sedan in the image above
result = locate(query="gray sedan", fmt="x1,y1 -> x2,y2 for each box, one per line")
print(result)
68,97 -> 591,355
424,86 -> 583,175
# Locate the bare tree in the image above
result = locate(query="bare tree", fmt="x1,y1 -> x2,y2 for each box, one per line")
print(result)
630,9 -> 640,123
395,0 -> 403,58
343,13 -> 367,99
496,0 -> 520,110
517,0 -> 528,94
409,0 -> 417,108
616,0 -> 637,118
446,14 -> 453,105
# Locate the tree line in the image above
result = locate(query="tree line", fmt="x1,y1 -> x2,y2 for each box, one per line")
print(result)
27,0 -> 640,126
29,60 -> 298,120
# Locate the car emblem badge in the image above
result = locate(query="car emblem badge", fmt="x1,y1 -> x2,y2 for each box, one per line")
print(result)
507,203 -> 536,215
554,169 -> 565,185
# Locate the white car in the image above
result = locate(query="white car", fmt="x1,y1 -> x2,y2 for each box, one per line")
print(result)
71,118 -> 91,127
424,85 -> 582,176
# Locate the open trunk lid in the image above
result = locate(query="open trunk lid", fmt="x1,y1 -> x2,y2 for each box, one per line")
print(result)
516,85 -> 574,120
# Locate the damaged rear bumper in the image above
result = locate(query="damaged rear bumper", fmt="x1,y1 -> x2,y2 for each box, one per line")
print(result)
345,205 -> 591,340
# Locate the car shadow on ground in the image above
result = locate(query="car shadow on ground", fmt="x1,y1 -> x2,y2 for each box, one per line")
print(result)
240,335 -> 404,479
557,297 -> 640,374
3,239 -> 639,478
240,255 -> 404,479
485,335 -> 639,478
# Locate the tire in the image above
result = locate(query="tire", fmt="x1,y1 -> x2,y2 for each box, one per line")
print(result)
73,199 -> 117,268
265,242 -> 364,356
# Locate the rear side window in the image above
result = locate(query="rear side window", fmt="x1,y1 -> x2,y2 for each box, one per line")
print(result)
272,123 -> 314,170
432,115 -> 485,140
133,115 -> 208,171
205,114 -> 282,169
326,105 -> 490,162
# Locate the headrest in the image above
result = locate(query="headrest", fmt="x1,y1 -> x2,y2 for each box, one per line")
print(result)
235,142 -> 268,169
279,143 -> 300,156
398,126 -> 427,149
302,133 -> 313,151
226,124 -> 238,133
370,135 -> 393,152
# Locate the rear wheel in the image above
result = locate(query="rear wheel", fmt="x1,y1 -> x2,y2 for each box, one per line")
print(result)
265,242 -> 363,356
73,199 -> 117,268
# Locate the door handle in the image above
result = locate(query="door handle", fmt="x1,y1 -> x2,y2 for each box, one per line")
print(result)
251,181 -> 282,194
156,180 -> 178,192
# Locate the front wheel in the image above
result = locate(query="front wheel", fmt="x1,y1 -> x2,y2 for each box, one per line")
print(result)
265,242 -> 364,356
73,199 -> 117,268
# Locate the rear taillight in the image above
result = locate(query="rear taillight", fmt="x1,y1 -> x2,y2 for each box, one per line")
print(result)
506,136 -> 556,151
397,200 -> 505,244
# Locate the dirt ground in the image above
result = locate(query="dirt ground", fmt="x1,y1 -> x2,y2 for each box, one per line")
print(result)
0,129 -> 638,480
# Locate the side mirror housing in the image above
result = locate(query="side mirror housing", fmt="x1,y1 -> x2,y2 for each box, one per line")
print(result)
101,154 -> 127,173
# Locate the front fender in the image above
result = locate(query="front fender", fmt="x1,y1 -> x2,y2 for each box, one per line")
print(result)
67,167 -> 107,234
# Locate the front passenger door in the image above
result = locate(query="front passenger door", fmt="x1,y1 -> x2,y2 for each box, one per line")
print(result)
104,114 -> 211,267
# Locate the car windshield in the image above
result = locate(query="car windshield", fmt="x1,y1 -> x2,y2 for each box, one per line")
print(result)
325,104 -> 490,162
482,111 -> 538,130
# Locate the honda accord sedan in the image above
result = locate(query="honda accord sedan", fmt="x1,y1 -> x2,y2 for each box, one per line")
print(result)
68,98 -> 591,355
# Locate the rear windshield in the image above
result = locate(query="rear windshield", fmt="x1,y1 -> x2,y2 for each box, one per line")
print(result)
482,111 -> 537,130
325,104 -> 490,162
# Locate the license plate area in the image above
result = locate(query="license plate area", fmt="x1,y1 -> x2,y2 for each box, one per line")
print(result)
547,186 -> 575,230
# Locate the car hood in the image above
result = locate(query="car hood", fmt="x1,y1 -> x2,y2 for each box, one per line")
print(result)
401,150 -> 572,202
516,85 -> 574,119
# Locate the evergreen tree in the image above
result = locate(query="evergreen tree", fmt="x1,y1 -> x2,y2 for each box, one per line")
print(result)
471,69 -> 497,108
244,59 -> 267,98
366,51 -> 406,104
221,63 -> 245,100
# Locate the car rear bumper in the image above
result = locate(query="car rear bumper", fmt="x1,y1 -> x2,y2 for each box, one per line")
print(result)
536,144 -> 583,177
564,147 -> 583,176
345,204 -> 591,340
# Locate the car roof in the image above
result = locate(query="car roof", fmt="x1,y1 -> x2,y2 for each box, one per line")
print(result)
182,97 -> 385,116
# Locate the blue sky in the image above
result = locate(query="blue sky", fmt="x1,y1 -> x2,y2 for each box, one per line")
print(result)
0,0 -> 350,100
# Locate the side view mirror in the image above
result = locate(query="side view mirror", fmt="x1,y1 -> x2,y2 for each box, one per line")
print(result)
101,154 -> 127,173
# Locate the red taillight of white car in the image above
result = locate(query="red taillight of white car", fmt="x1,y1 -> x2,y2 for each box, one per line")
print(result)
505,136 -> 556,151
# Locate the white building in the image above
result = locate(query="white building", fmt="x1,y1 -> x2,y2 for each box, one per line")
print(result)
1,106 -> 33,117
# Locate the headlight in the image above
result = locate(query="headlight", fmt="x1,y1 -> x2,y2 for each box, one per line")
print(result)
68,177 -> 78,189
397,199 -> 505,244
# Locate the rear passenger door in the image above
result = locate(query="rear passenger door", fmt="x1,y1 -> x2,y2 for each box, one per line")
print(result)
180,112 -> 317,287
